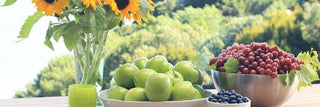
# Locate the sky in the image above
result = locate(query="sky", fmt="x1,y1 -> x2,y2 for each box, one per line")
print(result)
0,1 -> 71,99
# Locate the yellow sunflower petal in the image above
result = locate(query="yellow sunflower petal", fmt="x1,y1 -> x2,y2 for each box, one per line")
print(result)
105,0 -> 152,24
32,0 -> 68,16
81,0 -> 103,11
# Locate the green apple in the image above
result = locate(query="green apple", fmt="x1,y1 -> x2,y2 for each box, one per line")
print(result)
171,81 -> 201,101
134,69 -> 157,88
145,73 -> 172,101
132,57 -> 148,70
145,55 -> 170,73
107,86 -> 128,100
168,63 -> 174,71
114,64 -> 139,89
174,61 -> 199,83
124,88 -> 147,101
193,84 -> 205,98
194,70 -> 204,85
110,77 -> 116,87
165,71 -> 184,85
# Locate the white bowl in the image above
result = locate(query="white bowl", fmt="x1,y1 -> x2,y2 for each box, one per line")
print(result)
206,98 -> 251,107
98,89 -> 212,107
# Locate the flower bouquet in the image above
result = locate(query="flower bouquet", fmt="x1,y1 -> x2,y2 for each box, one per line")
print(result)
2,0 -> 154,85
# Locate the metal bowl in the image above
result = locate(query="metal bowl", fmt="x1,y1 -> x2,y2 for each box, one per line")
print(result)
211,70 -> 298,107
98,89 -> 212,107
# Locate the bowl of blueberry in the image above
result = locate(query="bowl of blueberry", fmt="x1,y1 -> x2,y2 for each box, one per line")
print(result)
207,42 -> 319,107
207,89 -> 250,107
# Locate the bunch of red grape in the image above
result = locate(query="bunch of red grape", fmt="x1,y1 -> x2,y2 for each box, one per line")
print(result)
210,42 -> 304,78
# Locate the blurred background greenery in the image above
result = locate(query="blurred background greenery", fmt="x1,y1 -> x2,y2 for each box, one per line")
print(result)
15,0 -> 320,98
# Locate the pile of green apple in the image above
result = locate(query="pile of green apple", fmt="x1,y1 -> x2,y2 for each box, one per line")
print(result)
106,55 -> 205,101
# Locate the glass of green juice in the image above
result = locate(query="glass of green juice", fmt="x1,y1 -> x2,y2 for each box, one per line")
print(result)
68,84 -> 97,107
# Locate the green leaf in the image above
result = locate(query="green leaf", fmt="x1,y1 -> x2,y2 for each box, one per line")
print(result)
44,23 -> 54,50
279,70 -> 296,86
1,0 -> 17,6
62,21 -> 81,51
297,50 -> 320,91
285,70 -> 296,86
44,40 -> 54,51
207,62 -> 217,71
104,6 -> 121,30
18,12 -> 44,39
191,54 -> 209,71
52,24 -> 65,42
224,58 -> 240,73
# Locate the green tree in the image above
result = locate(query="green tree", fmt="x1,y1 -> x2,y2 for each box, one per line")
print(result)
15,55 -> 75,98
301,2 -> 320,49
102,5 -> 227,89
236,5 -> 310,55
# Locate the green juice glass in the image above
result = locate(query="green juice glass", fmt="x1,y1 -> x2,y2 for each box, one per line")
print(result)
68,84 -> 97,107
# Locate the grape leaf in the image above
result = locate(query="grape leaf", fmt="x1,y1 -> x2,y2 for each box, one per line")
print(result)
207,62 -> 217,70
224,58 -> 240,73
297,50 -> 320,91
191,54 -> 209,71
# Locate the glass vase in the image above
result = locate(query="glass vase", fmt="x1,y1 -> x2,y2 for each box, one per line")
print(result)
73,32 -> 107,85
72,31 -> 108,107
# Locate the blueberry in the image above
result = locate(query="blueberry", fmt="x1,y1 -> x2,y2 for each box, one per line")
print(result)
236,98 -> 242,102
223,95 -> 229,98
236,94 -> 243,98
242,97 -> 249,102
230,95 -> 236,100
221,101 -> 228,104
220,89 -> 226,93
208,97 -> 214,101
230,90 -> 236,94
216,95 -> 221,99
222,97 -> 229,101
238,100 -> 244,103
212,99 -> 218,102
226,92 -> 232,96
230,100 -> 237,104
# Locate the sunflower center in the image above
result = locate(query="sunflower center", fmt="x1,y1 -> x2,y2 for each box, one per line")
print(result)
115,0 -> 129,10
45,0 -> 57,4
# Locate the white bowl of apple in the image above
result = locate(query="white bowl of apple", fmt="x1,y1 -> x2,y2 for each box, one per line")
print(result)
98,55 -> 210,107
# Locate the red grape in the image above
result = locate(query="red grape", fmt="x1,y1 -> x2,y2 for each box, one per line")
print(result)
258,68 -> 265,74
271,72 -> 278,78
243,60 -> 250,66
248,56 -> 255,62
266,69 -> 272,75
210,42 -> 304,78
252,61 -> 258,68
250,70 -> 257,74
219,67 -> 226,72
242,68 -> 249,74
285,58 -> 291,65
260,62 -> 266,68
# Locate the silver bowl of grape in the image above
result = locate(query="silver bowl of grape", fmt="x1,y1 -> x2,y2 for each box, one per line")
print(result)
211,70 -> 298,107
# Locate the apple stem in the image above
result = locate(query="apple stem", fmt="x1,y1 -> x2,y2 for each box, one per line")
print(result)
172,70 -> 178,77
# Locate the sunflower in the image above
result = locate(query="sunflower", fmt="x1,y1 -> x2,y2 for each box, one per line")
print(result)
32,0 -> 69,16
104,0 -> 141,23
133,11 -> 147,24
81,0 -> 103,11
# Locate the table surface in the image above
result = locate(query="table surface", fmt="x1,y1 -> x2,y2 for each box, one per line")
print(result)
0,84 -> 319,107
